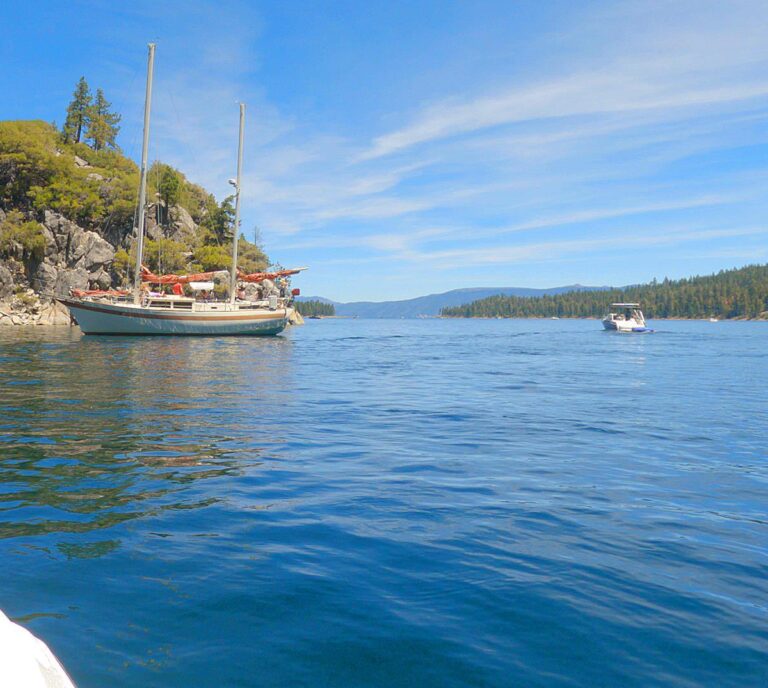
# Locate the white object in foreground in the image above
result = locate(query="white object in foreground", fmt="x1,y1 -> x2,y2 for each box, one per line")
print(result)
0,610 -> 76,687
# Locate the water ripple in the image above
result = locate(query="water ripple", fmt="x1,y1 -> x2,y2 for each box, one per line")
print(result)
0,320 -> 766,687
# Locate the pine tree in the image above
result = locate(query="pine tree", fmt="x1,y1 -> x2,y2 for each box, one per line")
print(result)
157,166 -> 182,227
62,77 -> 92,144
86,89 -> 121,151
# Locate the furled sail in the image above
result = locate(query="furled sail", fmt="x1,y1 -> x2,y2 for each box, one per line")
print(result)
140,266 -> 218,284
237,268 -> 304,283
71,289 -> 131,298
140,266 -> 306,285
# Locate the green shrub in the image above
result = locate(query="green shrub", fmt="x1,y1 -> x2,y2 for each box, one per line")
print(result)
0,211 -> 46,260
143,238 -> 188,273
193,244 -> 231,271
237,235 -> 268,274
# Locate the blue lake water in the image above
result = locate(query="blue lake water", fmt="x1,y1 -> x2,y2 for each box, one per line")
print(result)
0,318 -> 766,687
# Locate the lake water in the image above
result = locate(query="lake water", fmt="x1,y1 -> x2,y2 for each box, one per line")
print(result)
0,319 -> 766,687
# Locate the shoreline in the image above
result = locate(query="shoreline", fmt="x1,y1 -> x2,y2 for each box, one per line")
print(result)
438,315 -> 768,322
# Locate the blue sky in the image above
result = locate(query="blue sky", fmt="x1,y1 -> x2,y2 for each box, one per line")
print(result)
2,0 -> 767,301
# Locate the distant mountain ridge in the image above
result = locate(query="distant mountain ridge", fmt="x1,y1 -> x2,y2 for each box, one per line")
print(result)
298,285 -> 609,318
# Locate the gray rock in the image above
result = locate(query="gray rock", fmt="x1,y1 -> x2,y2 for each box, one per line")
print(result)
169,205 -> 197,243
89,268 -> 112,290
73,155 -> 91,168
145,203 -> 199,244
44,211 -> 83,258
42,211 -> 115,270
79,232 -> 115,271
0,264 -> 14,299
40,224 -> 58,259
241,283 -> 262,300
31,261 -> 58,296
54,267 -> 89,296
37,300 -> 72,326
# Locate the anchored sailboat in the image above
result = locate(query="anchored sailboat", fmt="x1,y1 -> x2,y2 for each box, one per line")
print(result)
59,43 -> 304,336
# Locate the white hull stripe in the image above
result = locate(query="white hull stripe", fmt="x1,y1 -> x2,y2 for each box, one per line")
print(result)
60,299 -> 287,322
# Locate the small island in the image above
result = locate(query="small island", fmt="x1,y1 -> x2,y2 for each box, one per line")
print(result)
0,78 -> 271,326
295,300 -> 336,318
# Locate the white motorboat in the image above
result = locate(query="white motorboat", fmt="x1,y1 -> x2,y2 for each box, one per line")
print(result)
602,303 -> 652,332
59,43 -> 303,336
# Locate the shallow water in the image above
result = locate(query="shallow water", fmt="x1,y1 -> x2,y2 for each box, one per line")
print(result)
0,319 -> 766,687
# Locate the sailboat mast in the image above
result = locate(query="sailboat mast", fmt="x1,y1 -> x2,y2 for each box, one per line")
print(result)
230,103 -> 245,304
133,43 -> 156,302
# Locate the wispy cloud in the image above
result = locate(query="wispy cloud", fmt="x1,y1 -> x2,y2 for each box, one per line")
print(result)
399,226 -> 768,268
88,0 -> 768,298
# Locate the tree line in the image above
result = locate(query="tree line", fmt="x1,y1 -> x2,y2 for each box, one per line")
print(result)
295,300 -> 335,317
441,265 -> 768,320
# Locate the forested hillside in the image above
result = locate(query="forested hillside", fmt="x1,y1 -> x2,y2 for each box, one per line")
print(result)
0,77 -> 268,324
441,265 -> 768,320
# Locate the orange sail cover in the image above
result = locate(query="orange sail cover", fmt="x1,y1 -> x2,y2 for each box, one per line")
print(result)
72,289 -> 131,298
140,266 -> 216,284
140,266 -> 305,285
237,268 -> 303,283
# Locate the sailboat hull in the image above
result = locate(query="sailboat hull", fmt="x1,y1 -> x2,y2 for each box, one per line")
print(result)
59,299 -> 289,336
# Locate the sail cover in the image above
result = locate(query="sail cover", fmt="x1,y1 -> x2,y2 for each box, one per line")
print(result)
140,266 -> 217,284
71,289 -> 131,298
237,268 -> 303,283
141,266 -> 305,285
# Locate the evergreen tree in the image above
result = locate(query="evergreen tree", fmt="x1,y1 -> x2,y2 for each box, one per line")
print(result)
158,166 -> 181,226
62,77 -> 92,144
86,89 -> 121,151
295,300 -> 336,317
200,195 -> 235,245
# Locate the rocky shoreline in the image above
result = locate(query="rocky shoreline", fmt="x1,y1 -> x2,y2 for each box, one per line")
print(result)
0,200 -> 201,327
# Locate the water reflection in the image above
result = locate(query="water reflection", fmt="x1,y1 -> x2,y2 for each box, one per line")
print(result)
0,329 -> 295,553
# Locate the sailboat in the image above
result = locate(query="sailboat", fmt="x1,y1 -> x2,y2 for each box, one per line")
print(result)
59,44 -> 304,336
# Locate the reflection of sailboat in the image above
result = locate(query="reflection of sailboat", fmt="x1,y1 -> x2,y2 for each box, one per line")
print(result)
0,328 -> 294,542
59,44 -> 305,336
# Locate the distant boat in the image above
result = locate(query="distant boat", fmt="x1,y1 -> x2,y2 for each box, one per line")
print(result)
602,303 -> 653,333
551,316 -> 560,320
709,317 -> 719,323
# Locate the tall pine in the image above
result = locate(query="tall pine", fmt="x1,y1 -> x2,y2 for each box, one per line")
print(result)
86,89 -> 121,151
62,77 -> 92,144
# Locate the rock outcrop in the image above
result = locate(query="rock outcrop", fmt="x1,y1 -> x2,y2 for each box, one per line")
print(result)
1,210 -> 119,325
0,264 -> 13,300
145,202 -> 198,246
0,201 -> 213,325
